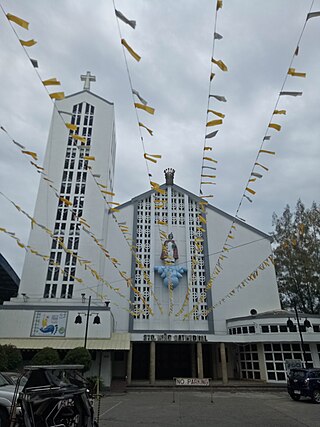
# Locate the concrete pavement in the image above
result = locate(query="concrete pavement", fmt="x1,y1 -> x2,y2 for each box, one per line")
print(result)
94,390 -> 319,426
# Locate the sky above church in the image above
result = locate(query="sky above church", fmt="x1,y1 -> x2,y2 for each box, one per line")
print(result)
0,0 -> 319,276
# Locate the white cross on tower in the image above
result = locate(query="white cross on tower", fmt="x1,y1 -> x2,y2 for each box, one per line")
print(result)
80,71 -> 96,91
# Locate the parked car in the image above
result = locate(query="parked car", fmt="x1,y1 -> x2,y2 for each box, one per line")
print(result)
14,365 -> 97,426
1,372 -> 28,387
0,372 -> 21,426
287,368 -> 320,403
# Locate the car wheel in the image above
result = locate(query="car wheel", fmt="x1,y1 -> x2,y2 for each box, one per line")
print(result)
289,393 -> 301,401
312,389 -> 320,404
0,408 -> 9,427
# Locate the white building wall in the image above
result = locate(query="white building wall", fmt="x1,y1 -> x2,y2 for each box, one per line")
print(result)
104,204 -> 133,332
17,90 -> 116,300
206,208 -> 281,334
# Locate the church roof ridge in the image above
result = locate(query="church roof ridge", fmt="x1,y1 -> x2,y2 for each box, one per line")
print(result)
109,183 -> 271,241
62,90 -> 114,106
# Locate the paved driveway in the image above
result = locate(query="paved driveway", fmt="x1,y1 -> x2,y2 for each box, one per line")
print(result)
94,390 -> 319,427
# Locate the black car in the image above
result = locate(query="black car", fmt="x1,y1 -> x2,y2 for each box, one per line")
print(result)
287,368 -> 320,403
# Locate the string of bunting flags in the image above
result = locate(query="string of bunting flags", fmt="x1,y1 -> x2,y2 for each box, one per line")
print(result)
199,0 -> 226,200
184,1 -> 319,320
1,6 -> 163,315
112,1 -> 161,186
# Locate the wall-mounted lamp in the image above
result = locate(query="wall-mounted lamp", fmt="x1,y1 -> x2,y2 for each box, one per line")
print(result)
21,293 -> 29,302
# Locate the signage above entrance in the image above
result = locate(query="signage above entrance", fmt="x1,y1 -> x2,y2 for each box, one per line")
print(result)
143,333 -> 208,342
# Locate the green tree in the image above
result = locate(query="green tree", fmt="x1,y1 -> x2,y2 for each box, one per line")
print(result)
63,347 -> 92,372
2,345 -> 22,370
272,200 -> 320,314
31,347 -> 60,365
0,346 -> 8,371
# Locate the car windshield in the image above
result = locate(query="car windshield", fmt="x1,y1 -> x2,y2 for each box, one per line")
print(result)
290,370 -> 306,379
0,373 -> 10,386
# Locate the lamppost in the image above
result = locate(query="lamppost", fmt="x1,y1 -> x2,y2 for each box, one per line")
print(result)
287,300 -> 311,367
75,295 -> 101,348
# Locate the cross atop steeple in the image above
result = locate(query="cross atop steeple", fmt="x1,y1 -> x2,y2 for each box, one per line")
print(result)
80,71 -> 96,91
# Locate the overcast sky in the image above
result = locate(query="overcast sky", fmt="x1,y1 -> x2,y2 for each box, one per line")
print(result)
0,0 -> 319,277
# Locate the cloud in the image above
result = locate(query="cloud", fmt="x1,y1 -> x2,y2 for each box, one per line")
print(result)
0,0 -> 319,277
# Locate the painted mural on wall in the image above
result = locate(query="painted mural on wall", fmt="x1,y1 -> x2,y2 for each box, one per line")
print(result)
31,311 -> 68,337
155,233 -> 187,288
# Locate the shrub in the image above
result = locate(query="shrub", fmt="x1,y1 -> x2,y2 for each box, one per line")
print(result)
2,345 -> 22,370
0,345 -> 8,371
31,347 -> 60,365
63,347 -> 92,372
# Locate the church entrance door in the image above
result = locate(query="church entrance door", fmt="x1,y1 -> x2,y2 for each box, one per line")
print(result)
156,343 -> 192,380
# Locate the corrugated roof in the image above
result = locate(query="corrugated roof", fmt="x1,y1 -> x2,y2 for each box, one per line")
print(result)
0,333 -> 130,350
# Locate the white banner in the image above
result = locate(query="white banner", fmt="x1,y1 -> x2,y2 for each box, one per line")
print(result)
175,378 -> 210,386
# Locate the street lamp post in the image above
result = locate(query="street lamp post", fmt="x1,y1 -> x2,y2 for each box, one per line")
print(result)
75,295 -> 101,349
287,300 -> 311,368
84,295 -> 92,349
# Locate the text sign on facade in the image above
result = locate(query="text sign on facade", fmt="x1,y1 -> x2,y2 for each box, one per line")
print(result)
31,311 -> 68,337
143,334 -> 208,342
175,378 -> 210,386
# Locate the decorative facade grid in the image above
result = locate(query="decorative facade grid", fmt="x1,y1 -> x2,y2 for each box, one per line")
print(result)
134,197 -> 152,319
171,189 -> 185,225
238,344 -> 261,380
133,190 -> 208,321
154,192 -> 168,225
188,198 -> 207,320
44,102 -> 94,299
264,343 -> 313,382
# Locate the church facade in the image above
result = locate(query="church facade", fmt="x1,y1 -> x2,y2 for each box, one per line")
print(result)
0,78 -> 319,387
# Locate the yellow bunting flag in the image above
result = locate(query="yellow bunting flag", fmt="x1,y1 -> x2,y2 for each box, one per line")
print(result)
83,156 -> 95,161
42,78 -> 61,86
7,13 -> 29,29
273,110 -> 286,115
207,109 -> 225,118
72,135 -> 86,143
203,156 -> 218,163
144,153 -> 161,163
139,122 -> 153,135
210,73 -> 215,81
246,187 -> 256,195
151,181 -> 166,195
19,39 -> 36,47
211,58 -> 228,71
268,123 -> 281,131
121,38 -> 141,62
201,182 -> 215,185
288,67 -> 306,78
110,208 -> 120,213
59,197 -> 72,206
204,147 -> 212,151
21,150 -> 38,160
134,103 -> 155,115
101,190 -> 115,196
216,0 -> 223,10
259,149 -> 275,155
201,174 -> 216,178
206,119 -> 223,127
198,215 -> 206,224
65,123 -> 77,131
49,92 -> 65,100
157,220 -> 167,225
